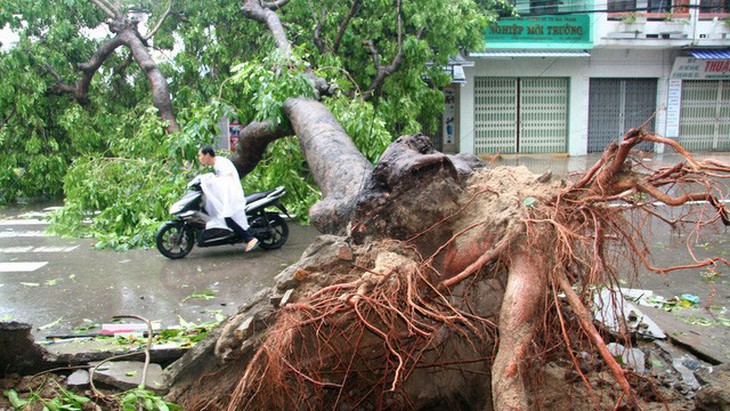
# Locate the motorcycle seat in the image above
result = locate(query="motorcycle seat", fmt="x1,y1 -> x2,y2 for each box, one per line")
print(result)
245,186 -> 284,204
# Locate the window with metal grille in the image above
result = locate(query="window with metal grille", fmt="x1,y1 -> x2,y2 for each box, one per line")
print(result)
699,0 -> 730,14
473,77 -> 568,154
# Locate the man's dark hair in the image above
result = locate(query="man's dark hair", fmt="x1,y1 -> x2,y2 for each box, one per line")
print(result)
200,145 -> 216,157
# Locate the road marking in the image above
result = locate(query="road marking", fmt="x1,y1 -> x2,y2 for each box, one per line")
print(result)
32,245 -> 80,253
0,219 -> 49,226
0,231 -> 48,238
0,262 -> 49,272
0,246 -> 35,253
0,245 -> 79,253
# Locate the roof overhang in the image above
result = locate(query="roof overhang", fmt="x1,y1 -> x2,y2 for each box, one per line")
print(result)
469,50 -> 591,58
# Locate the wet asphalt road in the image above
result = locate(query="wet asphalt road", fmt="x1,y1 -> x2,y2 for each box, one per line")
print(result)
0,208 -> 319,340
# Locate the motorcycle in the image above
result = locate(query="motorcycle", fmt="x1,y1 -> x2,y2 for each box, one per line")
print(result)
155,175 -> 290,259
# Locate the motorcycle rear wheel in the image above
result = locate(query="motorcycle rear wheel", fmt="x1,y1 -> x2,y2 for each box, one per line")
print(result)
253,212 -> 289,250
156,222 -> 195,259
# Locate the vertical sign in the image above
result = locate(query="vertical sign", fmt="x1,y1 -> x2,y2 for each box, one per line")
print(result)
665,78 -> 682,138
443,88 -> 456,145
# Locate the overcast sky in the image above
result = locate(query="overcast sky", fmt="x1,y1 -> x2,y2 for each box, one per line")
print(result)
1,25 -> 19,51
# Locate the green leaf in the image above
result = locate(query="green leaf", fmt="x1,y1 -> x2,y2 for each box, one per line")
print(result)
182,290 -> 216,302
4,389 -> 27,407
45,277 -> 63,286
156,399 -> 170,411
522,197 -> 537,207
122,392 -> 138,405
65,391 -> 91,404
38,317 -> 63,330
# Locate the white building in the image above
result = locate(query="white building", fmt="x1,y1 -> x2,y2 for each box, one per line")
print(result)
444,0 -> 730,156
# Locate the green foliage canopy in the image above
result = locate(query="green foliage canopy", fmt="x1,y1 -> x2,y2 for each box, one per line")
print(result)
1,0 -> 499,248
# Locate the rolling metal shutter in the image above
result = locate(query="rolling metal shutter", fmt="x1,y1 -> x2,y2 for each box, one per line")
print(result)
474,78 -> 518,154
679,80 -> 730,151
474,77 -> 568,154
588,78 -> 657,153
588,79 -> 622,152
519,78 -> 569,153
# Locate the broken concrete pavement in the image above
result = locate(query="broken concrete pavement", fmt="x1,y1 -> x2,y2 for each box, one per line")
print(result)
1,320 -> 185,393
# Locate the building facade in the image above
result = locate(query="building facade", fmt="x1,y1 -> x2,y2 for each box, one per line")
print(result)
446,0 -> 730,156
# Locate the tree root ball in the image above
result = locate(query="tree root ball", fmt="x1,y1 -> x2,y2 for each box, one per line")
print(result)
166,132 -> 730,411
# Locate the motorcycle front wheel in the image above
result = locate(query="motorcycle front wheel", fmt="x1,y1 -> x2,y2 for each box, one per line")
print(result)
156,222 -> 195,259
253,212 -> 289,250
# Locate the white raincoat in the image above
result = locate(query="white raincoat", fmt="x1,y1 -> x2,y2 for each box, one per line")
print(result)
200,156 -> 249,230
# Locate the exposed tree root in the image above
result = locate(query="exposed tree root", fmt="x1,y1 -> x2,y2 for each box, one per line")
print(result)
176,0 -> 730,404
221,244 -> 501,409
491,251 -> 548,410
170,130 -> 730,410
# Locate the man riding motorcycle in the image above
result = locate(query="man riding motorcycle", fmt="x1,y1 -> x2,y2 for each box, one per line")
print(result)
197,145 -> 259,252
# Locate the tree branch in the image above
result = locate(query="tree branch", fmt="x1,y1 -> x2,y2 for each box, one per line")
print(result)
118,27 -> 180,132
45,64 -> 77,95
143,0 -> 174,41
242,0 -> 333,97
242,0 -> 292,56
333,0 -> 362,54
46,35 -> 125,104
262,0 -> 291,9
231,120 -> 293,178
90,0 -> 118,18
77,35 -> 125,73
362,0 -> 404,100
312,6 -> 326,54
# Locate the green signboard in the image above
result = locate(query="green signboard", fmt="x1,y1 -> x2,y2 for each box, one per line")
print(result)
484,15 -> 593,49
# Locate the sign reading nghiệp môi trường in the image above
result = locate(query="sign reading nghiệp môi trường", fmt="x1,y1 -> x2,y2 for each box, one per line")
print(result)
484,15 -> 592,47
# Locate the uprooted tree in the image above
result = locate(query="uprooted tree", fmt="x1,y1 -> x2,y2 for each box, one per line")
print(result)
158,2 -> 730,411
165,123 -> 730,410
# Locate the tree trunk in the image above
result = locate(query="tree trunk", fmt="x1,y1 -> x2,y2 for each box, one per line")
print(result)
283,98 -> 374,234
